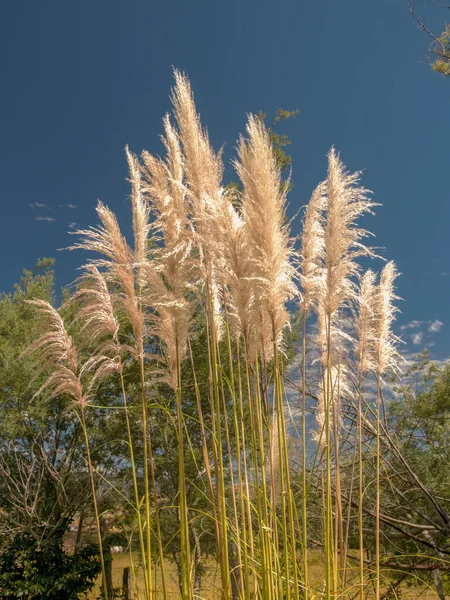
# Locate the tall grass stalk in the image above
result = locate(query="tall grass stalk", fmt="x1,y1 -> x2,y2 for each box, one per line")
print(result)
272,329 -> 299,600
223,312 -> 251,599
300,311 -> 309,599
245,346 -> 272,600
206,291 -> 231,600
218,341 -> 244,598
175,339 -> 192,600
375,373 -> 382,600
374,261 -> 399,600
358,382 -> 365,600
79,406 -> 109,600
235,340 -> 256,596
26,72 -> 409,600
119,371 -> 150,600
138,351 -> 154,598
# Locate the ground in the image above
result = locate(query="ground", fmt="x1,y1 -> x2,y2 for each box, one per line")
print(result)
88,552 -> 448,599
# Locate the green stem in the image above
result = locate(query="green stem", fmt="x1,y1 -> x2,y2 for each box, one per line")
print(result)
301,307 -> 309,599
325,316 -> 334,600
79,406 -> 108,600
376,372 -> 381,600
254,358 -> 276,600
139,352 -> 154,598
175,337 -> 192,600
272,322 -> 299,600
119,370 -> 150,600
236,339 -> 256,597
358,375 -> 365,600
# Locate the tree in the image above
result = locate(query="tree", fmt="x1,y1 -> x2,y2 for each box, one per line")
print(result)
0,260 -> 102,597
410,0 -> 450,76
360,354 -> 450,598
0,520 -> 100,600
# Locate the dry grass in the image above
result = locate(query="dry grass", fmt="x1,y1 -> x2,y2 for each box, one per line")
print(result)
28,72 -> 439,600
88,553 -> 445,599
88,554 -> 223,600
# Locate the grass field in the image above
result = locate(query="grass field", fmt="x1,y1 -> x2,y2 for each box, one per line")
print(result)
88,552 -> 447,599
89,553 -> 222,599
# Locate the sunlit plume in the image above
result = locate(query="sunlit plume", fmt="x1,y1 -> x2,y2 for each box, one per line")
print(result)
69,264 -> 125,383
68,201 -> 144,356
299,182 -> 326,311
25,300 -> 84,406
125,146 -> 151,288
235,114 -> 297,359
170,69 -> 224,342
375,261 -> 400,376
356,269 -> 377,375
141,115 -> 193,389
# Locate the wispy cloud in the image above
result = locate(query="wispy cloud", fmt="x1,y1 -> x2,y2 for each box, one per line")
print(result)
35,216 -> 56,222
401,319 -> 444,338
411,332 -> 423,345
428,319 -> 443,333
60,204 -> 77,209
400,320 -> 423,331
29,202 -> 49,209
68,222 -> 77,229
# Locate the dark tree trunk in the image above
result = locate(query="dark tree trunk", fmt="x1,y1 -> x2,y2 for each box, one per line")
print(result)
229,541 -> 241,600
100,517 -> 113,598
74,511 -> 84,552
173,550 -> 183,597
432,568 -> 446,600
102,548 -> 113,598
192,524 -> 203,595
122,567 -> 131,600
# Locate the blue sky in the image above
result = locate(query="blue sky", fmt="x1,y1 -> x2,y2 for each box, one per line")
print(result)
0,0 -> 448,358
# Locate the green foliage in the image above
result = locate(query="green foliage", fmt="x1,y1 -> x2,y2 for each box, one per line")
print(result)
432,25 -> 450,76
226,106 -> 299,200
390,352 -> 450,490
0,520 -> 100,599
0,260 -> 88,547
256,108 -> 300,174
410,2 -> 450,77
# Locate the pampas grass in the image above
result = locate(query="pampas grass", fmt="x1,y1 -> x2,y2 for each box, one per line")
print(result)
26,72 -> 407,600
26,300 -> 109,600
374,261 -> 400,600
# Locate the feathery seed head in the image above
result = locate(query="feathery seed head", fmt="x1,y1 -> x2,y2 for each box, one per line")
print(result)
314,363 -> 349,444
356,269 -> 377,375
169,70 -> 227,341
235,114 -> 297,355
171,70 -> 223,204
71,264 -> 119,346
141,110 -> 195,388
26,300 -> 84,405
125,146 -> 151,285
320,148 -> 376,318
69,201 -> 143,349
299,182 -> 326,310
375,260 -> 400,375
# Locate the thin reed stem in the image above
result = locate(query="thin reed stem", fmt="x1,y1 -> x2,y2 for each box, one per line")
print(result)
175,336 -> 192,600
235,338 -> 256,597
325,317 -> 335,600
358,376 -> 365,600
119,371 -> 150,600
79,406 -> 109,600
206,289 -> 230,600
300,308 -> 309,599
138,353 -> 154,598
253,357 -> 277,600
223,311 -> 251,599
272,325 -> 300,600
375,372 -> 382,600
